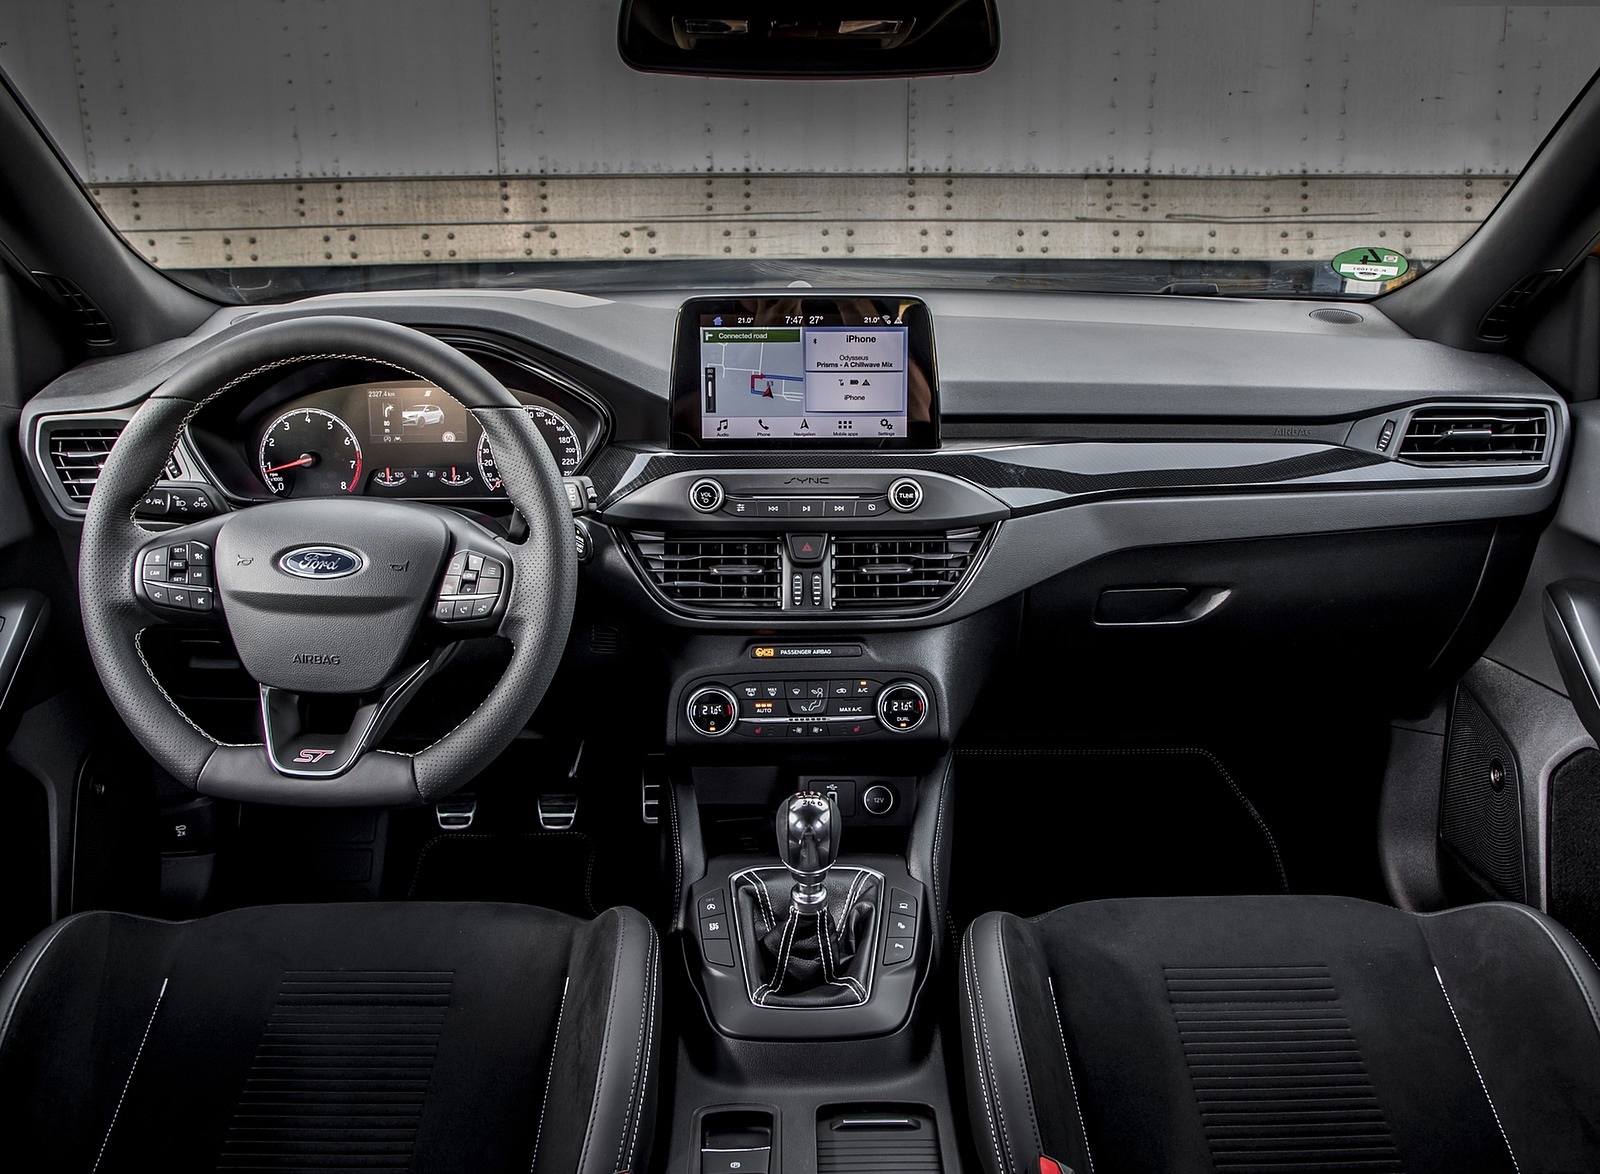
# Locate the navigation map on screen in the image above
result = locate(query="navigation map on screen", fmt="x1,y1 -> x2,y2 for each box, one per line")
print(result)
698,315 -> 909,440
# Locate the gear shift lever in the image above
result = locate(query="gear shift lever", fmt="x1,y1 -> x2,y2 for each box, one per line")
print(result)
776,791 -> 840,910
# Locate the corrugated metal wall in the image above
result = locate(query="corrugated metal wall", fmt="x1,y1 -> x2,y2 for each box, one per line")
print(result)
9,0 -> 1597,182
3,1 -> 1596,271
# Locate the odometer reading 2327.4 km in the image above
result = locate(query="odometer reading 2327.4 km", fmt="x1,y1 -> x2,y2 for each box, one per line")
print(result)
258,407 -> 364,495
476,406 -> 582,489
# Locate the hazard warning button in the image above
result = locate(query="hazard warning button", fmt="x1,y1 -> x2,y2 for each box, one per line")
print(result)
786,533 -> 827,565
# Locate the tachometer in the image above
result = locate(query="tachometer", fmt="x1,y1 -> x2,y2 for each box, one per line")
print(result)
476,405 -> 582,489
258,407 -> 363,496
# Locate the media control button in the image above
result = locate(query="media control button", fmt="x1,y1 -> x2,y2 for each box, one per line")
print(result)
791,498 -> 826,519
690,478 -> 725,512
889,477 -> 923,512
855,497 -> 889,517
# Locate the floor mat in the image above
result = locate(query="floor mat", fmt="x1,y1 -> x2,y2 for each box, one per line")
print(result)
950,747 -> 1288,929
406,832 -> 598,917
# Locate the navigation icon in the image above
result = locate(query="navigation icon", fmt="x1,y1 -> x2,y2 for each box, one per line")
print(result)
799,419 -> 810,431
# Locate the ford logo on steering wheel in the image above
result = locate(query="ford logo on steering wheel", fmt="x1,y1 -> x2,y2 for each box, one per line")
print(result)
277,546 -> 364,579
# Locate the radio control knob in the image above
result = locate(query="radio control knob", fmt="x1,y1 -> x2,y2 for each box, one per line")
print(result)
888,477 -> 923,512
686,685 -> 738,737
876,681 -> 929,733
689,478 -> 725,513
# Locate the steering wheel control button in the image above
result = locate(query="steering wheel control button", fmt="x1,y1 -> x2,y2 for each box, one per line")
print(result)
888,477 -> 923,512
862,784 -> 897,816
434,551 -> 507,623
141,541 -> 215,613
877,681 -> 929,732
690,478 -> 725,513
686,686 -> 738,736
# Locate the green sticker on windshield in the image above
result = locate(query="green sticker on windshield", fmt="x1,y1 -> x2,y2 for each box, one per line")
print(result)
1332,246 -> 1409,282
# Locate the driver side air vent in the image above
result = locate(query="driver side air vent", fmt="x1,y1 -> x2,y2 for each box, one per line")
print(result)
832,529 -> 983,609
47,425 -> 124,504
633,533 -> 783,609
1398,406 -> 1550,465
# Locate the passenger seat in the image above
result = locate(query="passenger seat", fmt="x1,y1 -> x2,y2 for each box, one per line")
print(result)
959,894 -> 1600,1173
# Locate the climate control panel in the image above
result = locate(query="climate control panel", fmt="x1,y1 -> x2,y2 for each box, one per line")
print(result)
682,675 -> 933,741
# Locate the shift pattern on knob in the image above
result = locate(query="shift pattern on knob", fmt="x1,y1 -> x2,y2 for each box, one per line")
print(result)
777,791 -> 840,908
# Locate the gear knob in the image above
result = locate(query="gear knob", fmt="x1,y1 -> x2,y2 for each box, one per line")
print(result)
776,791 -> 840,909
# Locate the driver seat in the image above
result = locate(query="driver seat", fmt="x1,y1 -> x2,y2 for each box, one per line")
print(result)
0,900 -> 659,1174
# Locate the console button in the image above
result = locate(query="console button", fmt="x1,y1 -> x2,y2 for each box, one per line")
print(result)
699,892 -> 728,918
889,478 -> 923,512
724,498 -> 756,518
702,938 -> 736,968
737,721 -> 783,738
833,719 -> 879,736
888,889 -> 918,918
850,678 -> 879,696
791,499 -> 826,520
829,698 -> 873,718
824,499 -> 853,518
748,699 -> 780,719
786,680 -> 828,701
877,682 -> 929,732
882,936 -> 915,966
756,500 -> 790,518
788,696 -> 827,716
700,914 -> 729,940
703,1149 -> 768,1174
733,681 -> 783,701
886,911 -> 916,937
855,497 -> 889,517
787,534 -> 826,564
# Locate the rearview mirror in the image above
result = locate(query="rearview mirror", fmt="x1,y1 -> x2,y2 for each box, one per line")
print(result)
618,0 -> 1000,78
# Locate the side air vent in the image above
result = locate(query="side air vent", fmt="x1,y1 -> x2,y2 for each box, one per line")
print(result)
633,533 -> 782,609
1398,406 -> 1550,465
47,425 -> 124,504
32,272 -> 117,345
1479,270 -> 1562,343
832,529 -> 983,610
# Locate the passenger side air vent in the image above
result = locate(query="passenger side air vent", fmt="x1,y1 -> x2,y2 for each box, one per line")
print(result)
31,272 -> 117,346
633,533 -> 783,609
1398,406 -> 1550,465
1478,270 -> 1561,343
47,425 -> 124,504
832,529 -> 983,610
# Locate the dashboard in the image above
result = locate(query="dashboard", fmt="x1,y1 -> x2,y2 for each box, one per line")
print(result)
18,287 -> 1572,749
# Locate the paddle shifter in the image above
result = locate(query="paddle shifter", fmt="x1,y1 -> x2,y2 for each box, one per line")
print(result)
777,791 -> 841,911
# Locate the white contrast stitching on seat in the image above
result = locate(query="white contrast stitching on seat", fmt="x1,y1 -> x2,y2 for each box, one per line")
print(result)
577,914 -> 627,1174
1433,966 -> 1521,1174
615,926 -> 656,1173
963,939 -> 1009,1174
1047,976 -> 1096,1174
529,976 -> 569,1174
624,932 -> 659,1171
91,977 -> 168,1174
993,918 -> 1044,1170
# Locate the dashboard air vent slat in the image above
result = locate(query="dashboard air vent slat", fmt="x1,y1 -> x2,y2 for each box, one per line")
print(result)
634,533 -> 782,609
832,529 -> 982,609
1397,407 -> 1550,465
47,426 -> 124,503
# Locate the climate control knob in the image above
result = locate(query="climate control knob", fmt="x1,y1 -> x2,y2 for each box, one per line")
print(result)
686,685 -> 738,737
877,681 -> 929,733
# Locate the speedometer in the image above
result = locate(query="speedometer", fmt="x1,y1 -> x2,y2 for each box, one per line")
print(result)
476,405 -> 582,489
258,407 -> 363,496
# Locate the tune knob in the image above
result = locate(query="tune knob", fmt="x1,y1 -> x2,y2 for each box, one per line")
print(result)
876,681 -> 929,733
686,685 -> 738,737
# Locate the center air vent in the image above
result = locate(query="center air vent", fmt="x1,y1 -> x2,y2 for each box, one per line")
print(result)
1398,406 -> 1550,465
832,530 -> 983,610
47,425 -> 124,504
633,533 -> 782,609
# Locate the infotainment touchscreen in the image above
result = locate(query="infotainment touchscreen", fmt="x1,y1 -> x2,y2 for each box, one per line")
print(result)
670,296 -> 938,449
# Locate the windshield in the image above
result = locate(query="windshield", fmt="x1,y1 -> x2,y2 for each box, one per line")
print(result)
3,1 -> 1598,303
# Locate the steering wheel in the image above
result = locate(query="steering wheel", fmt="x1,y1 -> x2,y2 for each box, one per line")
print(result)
79,317 -> 577,807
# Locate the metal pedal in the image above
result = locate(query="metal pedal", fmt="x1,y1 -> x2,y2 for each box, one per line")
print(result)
435,795 -> 476,830
537,793 -> 578,830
